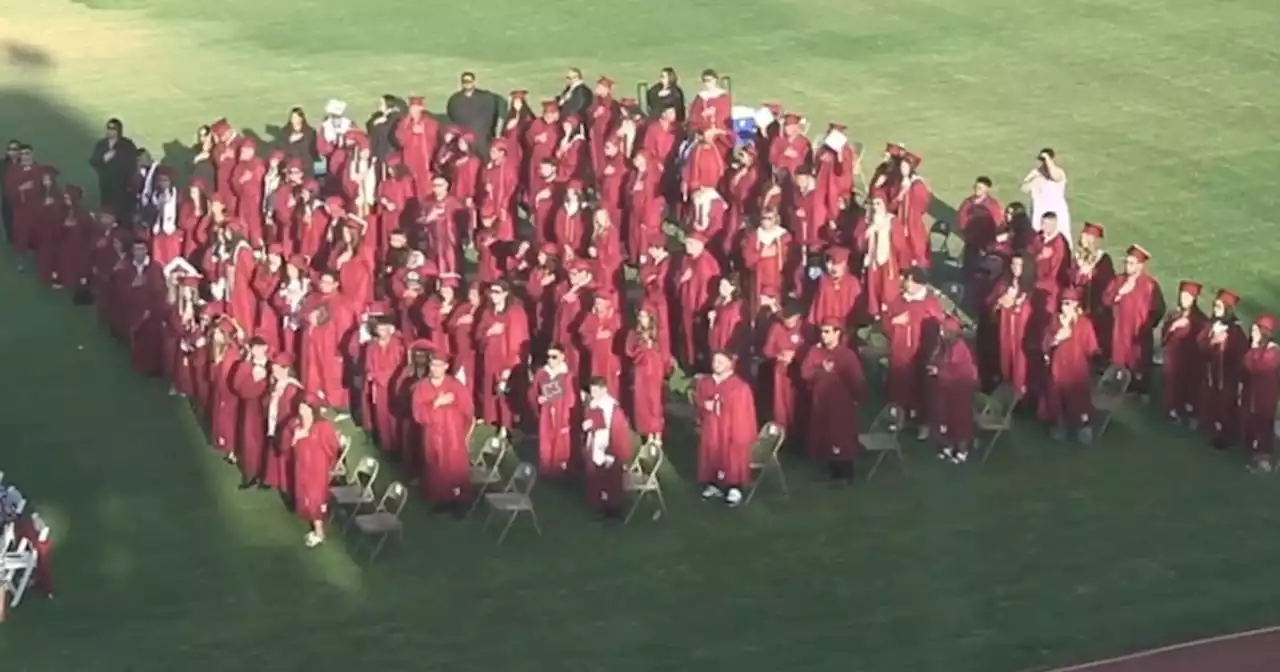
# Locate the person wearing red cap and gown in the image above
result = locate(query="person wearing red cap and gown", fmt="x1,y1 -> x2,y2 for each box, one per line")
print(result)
1102,244 -> 1165,393
888,154 -> 931,270
271,256 -> 312,358
587,77 -> 619,165
54,185 -> 95,290
674,233 -> 722,367
447,130 -> 481,212
146,169 -> 185,268
741,209 -> 796,310
411,351 -> 475,509
528,158 -> 561,246
532,344 -> 578,476
552,183 -> 589,255
802,320 -> 867,481
1028,213 -> 1071,339
553,263 -> 594,381
625,304 -> 671,444
1242,316 -> 1280,471
785,170 -> 827,254
123,234 -> 167,376
522,244 -> 560,345
250,247 -> 285,351
446,285 -> 481,399
641,106 -> 680,194
578,291 -> 623,398
688,70 -> 733,132
1196,289 -> 1247,448
1069,222 -> 1116,358
231,336 -> 274,487
341,133 -> 378,218
815,124 -> 856,216
101,229 -> 132,340
500,90 -> 532,174
808,247 -> 862,330
261,353 -> 303,492
180,179 -> 213,259
768,115 -> 812,178
639,243 -> 674,351
928,315 -> 980,462
165,275 -> 202,397
269,159 -> 304,238
210,120 -> 241,205
594,138 -> 628,224
480,140 -> 519,241
524,102 -> 562,191
329,218 -> 374,309
362,311 -> 405,453
375,155 -> 415,256
860,196 -> 900,318
624,153 -> 666,264
882,269 -> 943,427
587,209 -> 624,291
203,219 -> 258,335
207,317 -> 243,459
725,145 -> 765,251
687,186 -> 728,261
476,281 -> 530,432
955,176 -> 1004,279
420,176 -> 466,280
986,254 -> 1035,396
33,177 -> 67,285
693,350 -> 758,507
683,127 -> 730,198
290,181 -> 325,260
299,271 -> 357,408
284,394 -> 341,546
390,341 -> 431,473
555,119 -> 587,183
1160,281 -> 1207,424
582,378 -> 634,519
473,214 -> 505,285
230,140 -> 267,243
396,97 -> 440,198
707,276 -> 748,362
1039,289 -> 1100,442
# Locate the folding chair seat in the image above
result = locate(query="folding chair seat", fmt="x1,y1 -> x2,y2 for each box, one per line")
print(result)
467,435 -> 511,517
974,384 -> 1020,463
745,422 -> 788,505
624,439 -> 667,523
481,462 -> 542,545
330,456 -> 379,529
859,404 -> 907,481
1091,365 -> 1133,440
352,482 -> 408,562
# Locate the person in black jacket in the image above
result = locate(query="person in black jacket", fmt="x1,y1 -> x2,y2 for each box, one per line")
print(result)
281,107 -> 319,173
88,118 -> 139,223
2,139 -> 19,243
367,94 -> 404,165
557,67 -> 593,120
646,67 -> 686,122
446,73 -> 501,156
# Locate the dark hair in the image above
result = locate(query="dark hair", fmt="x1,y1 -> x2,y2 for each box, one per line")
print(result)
547,343 -> 565,355
589,376 -> 608,389
975,176 -> 992,187
460,71 -> 476,82
660,67 -> 679,86
489,279 -> 511,293
904,267 -> 928,285
700,68 -> 718,79
248,336 -> 268,347
781,300 -> 805,318
19,143 -> 33,151
1039,147 -> 1055,159
106,118 -> 123,131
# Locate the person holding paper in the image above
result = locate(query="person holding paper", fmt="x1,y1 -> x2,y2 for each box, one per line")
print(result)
582,377 -> 634,519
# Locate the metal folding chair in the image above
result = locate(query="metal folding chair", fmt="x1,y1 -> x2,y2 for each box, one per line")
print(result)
352,481 -> 408,563
1091,365 -> 1133,439
481,462 -> 542,545
859,404 -> 907,481
467,434 -> 511,517
330,456 -> 380,531
624,439 -> 667,524
745,422 -> 788,505
975,384 -> 1021,463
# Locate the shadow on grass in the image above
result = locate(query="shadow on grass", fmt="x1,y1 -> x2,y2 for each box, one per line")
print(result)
2,41 -> 54,72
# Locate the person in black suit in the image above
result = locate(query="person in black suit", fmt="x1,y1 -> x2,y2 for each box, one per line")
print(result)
446,72 -> 502,156
557,67 -> 593,120
88,118 -> 139,223
2,139 -> 19,243
645,67 -> 686,122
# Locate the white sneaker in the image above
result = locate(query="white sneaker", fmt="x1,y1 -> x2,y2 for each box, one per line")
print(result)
725,488 -> 743,507
916,427 -> 930,441
950,451 -> 969,464
334,412 -> 351,422
938,447 -> 954,461
304,531 -> 324,548
700,485 -> 723,500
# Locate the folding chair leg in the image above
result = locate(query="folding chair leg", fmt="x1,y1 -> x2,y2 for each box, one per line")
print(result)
10,563 -> 33,607
528,510 -> 543,536
896,449 -> 909,476
481,508 -> 496,532
775,460 -> 790,497
467,486 -> 488,518
496,513 -> 518,545
368,534 -> 388,563
624,493 -> 644,525
743,474 -> 765,506
1096,413 -> 1114,440
866,453 -> 888,481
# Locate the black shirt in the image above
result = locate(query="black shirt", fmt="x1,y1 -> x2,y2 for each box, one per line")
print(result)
367,109 -> 403,161
558,83 -> 593,120
646,85 -> 686,122
446,89 -> 501,145
89,136 -> 140,211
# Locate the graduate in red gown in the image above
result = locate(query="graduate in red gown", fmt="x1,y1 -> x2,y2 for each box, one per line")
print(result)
801,319 -> 867,482
1101,244 -> 1165,394
587,209 -> 624,291
532,344 -> 578,477
263,351 -> 304,493
411,350 -> 476,512
1242,315 -> 1280,472
230,140 -> 267,242
814,123 -> 855,218
688,69 -> 733,132
54,185 -> 95,291
480,139 -> 519,238
362,312 -> 406,453
446,285 -> 481,399
33,170 -> 67,286
1196,289 -> 1247,449
761,301 -> 808,439
740,209 -> 795,310
208,315 -> 244,460
230,336 -> 273,488
1029,212 -> 1071,337
928,315 -> 980,463
420,175 -> 466,279
986,254 -> 1035,397
587,77 -> 619,176
624,305 -> 670,445
1069,222 -> 1116,358
284,393 -> 340,547
123,235 -> 167,377
1159,281 -> 1207,424
891,154 -> 931,270
707,275 -> 748,362
882,268 -> 943,430
956,176 -> 1004,281
673,233 -> 721,367
858,197 -> 898,318
299,271 -> 357,409
1039,289 -> 1100,444
204,218 -> 258,334
578,290 -> 623,398
692,351 -> 759,507
475,280 -> 530,433
807,246 -> 862,331
582,377 -> 634,520
683,129 -> 729,199
396,96 -> 440,198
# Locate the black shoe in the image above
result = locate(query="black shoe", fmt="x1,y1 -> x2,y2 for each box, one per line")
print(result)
237,480 -> 253,491
450,502 -> 467,520
256,482 -> 272,491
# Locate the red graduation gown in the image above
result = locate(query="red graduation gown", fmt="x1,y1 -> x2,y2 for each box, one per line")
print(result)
1160,307 -> 1207,418
881,292 -> 943,418
532,367 -> 577,476
624,332 -> 669,437
928,338 -> 979,446
230,360 -> 271,481
475,303 -> 530,428
583,402 -> 634,510
692,373 -> 758,487
578,309 -> 623,398
1039,317 -> 1099,427
411,376 -> 474,503
1241,343 -> 1280,456
285,418 -> 339,521
363,335 -> 407,451
299,291 -> 357,408
800,344 -> 867,462
761,319 -> 808,434
1196,320 -> 1247,441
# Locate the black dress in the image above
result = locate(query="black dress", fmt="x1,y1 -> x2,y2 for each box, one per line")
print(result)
646,85 -> 686,122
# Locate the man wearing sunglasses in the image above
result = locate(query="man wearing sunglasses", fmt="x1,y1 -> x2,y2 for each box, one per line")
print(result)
88,118 -> 139,223
1,139 -> 19,243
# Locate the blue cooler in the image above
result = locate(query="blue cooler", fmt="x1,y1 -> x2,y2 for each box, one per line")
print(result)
731,105 -> 758,148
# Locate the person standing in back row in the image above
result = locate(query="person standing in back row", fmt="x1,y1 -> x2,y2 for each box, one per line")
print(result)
89,118 -> 139,224
446,72 -> 501,156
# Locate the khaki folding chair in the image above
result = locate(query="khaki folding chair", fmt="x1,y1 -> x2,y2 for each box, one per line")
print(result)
859,404 -> 907,481
330,456 -> 379,530
481,462 -> 541,545
1091,365 -> 1133,440
974,384 -> 1021,463
624,439 -> 667,524
467,434 -> 511,517
329,434 -> 352,483
352,481 -> 408,563
745,422 -> 788,505
852,140 -> 867,192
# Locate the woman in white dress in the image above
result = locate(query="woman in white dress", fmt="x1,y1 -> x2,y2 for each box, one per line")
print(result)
1021,148 -> 1071,242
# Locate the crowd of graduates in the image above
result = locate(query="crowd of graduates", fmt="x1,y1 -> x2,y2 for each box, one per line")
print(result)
3,67 -> 1279,546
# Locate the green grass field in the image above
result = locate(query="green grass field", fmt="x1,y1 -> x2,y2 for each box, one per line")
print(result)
3,1 -> 1280,670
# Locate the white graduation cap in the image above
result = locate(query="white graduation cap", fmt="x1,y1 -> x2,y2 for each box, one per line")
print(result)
753,106 -> 775,129
324,99 -> 348,117
163,256 -> 201,280
825,127 -> 849,152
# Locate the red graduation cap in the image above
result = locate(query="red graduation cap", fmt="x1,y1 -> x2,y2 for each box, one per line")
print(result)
301,391 -> 326,409
210,118 -> 231,137
1061,287 -> 1083,302
489,138 -> 509,153
179,275 -> 201,287
288,253 -> 310,269
902,151 -> 923,169
1217,288 -> 1241,309
509,90 -> 529,100
324,196 -> 346,215
268,148 -> 288,162
367,301 -> 392,316
408,96 -> 425,107
565,179 -> 585,192
408,338 -> 434,351
539,242 -> 559,257
285,157 -> 304,171
478,200 -> 498,219
266,243 -> 285,257
189,177 -> 211,193
271,352 -> 295,368
819,316 -> 844,330
597,76 -> 615,87
1126,244 -> 1151,263
1081,222 -> 1105,239
566,259 -> 594,274
239,138 -> 258,153
1257,315 -> 1277,334
438,273 -> 462,288
541,100 -> 559,113
1178,280 -> 1203,297
384,152 -> 403,166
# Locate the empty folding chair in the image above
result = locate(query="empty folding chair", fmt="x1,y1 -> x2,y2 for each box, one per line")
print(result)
974,384 -> 1021,463
1091,365 -> 1133,440
852,140 -> 867,191
745,422 -> 789,505
352,481 -> 408,563
329,434 -> 352,483
859,404 -> 907,481
330,456 -> 380,531
624,440 -> 667,524
2,536 -> 37,608
481,462 -> 541,545
467,435 -> 511,517
1,522 -> 14,552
